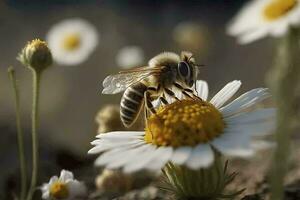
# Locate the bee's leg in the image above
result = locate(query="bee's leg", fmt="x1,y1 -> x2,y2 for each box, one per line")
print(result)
164,88 -> 180,101
144,90 -> 156,115
173,82 -> 200,100
159,95 -> 169,105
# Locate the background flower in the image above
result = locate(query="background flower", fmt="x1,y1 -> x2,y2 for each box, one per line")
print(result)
41,169 -> 87,200
47,18 -> 99,66
115,46 -> 145,69
227,0 -> 300,44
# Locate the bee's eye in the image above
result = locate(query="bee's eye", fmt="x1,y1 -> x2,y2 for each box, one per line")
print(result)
178,61 -> 190,77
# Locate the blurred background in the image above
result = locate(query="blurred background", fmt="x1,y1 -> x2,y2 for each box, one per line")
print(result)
0,0 -> 275,198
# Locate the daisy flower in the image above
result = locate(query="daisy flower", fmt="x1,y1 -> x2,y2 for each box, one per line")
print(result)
227,0 -> 300,44
89,80 -> 275,173
46,18 -> 98,66
115,46 -> 145,69
41,169 -> 87,200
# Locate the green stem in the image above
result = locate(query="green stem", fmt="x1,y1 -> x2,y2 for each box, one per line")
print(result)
26,70 -> 41,200
267,28 -> 300,200
8,67 -> 27,200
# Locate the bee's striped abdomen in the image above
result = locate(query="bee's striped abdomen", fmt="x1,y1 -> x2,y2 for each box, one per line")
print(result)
120,82 -> 147,127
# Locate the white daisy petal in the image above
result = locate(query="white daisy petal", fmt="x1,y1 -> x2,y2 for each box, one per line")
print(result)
212,133 -> 254,157
122,145 -> 162,173
226,108 -> 276,124
195,80 -> 209,100
238,28 -> 268,44
67,180 -> 87,198
170,146 -> 193,165
107,145 -> 156,170
186,144 -> 214,169
94,143 -> 145,166
41,190 -> 50,199
145,147 -> 173,171
88,140 -> 144,154
49,176 -> 58,184
220,88 -> 270,117
96,131 -> 144,139
225,120 -> 275,137
227,0 -> 267,36
210,80 -> 241,108
270,22 -> 289,37
59,170 -> 74,182
107,144 -> 153,167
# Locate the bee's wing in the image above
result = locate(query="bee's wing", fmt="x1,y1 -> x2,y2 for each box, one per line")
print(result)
102,66 -> 162,94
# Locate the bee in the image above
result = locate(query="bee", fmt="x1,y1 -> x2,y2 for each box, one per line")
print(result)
102,51 -> 201,127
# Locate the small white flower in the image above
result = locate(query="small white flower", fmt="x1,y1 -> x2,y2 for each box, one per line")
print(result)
41,169 -> 87,200
115,46 -> 145,69
89,80 -> 275,173
227,0 -> 300,44
46,18 -> 98,66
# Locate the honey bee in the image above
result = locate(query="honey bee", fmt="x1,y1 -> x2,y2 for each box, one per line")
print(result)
102,51 -> 201,127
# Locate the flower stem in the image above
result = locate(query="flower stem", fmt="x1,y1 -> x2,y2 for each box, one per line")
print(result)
267,27 -> 300,200
8,67 -> 27,200
26,70 -> 41,200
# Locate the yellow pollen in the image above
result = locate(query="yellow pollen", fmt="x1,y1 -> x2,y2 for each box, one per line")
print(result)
263,0 -> 297,21
62,33 -> 81,51
50,181 -> 69,199
144,99 -> 225,147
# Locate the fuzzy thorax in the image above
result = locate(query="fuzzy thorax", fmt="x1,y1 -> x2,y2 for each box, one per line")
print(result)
144,99 -> 225,147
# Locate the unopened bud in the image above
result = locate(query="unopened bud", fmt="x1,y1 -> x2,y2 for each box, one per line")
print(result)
18,39 -> 52,72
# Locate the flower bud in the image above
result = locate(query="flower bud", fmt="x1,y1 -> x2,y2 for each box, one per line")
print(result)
18,39 -> 52,72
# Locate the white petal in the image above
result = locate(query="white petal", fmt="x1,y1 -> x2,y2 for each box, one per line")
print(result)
49,176 -> 58,184
145,147 -> 173,171
225,108 -> 276,124
41,190 -> 50,199
227,0 -> 268,36
224,120 -> 275,137
88,140 -> 144,154
170,147 -> 192,165
186,144 -> 214,169
67,180 -> 87,198
122,145 -> 162,173
210,80 -> 241,108
94,143 -> 148,166
106,144 -> 155,169
212,133 -> 254,157
269,21 -> 288,37
220,88 -> 270,117
195,80 -> 209,100
96,131 -> 144,139
237,28 -> 268,44
59,170 -> 74,182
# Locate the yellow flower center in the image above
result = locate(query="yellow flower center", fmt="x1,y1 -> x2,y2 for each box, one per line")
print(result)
62,34 -> 81,51
263,0 -> 297,21
50,181 -> 69,199
144,99 -> 225,147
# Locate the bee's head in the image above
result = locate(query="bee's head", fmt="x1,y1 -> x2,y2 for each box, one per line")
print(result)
177,51 -> 199,87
